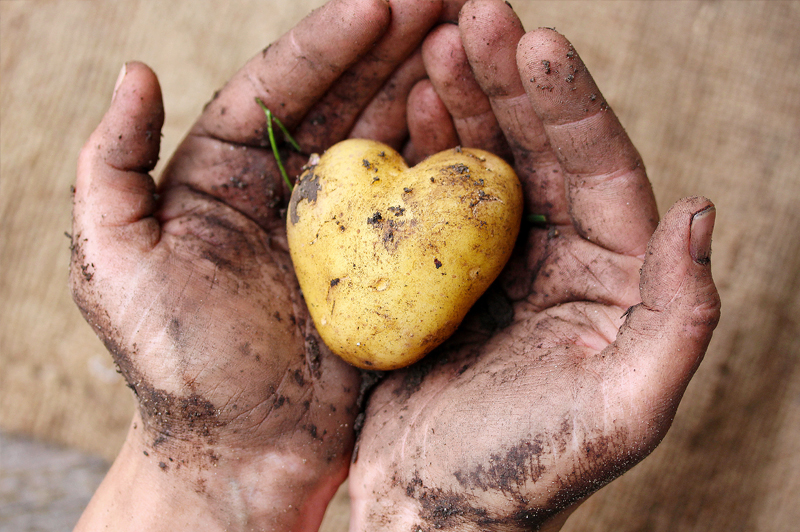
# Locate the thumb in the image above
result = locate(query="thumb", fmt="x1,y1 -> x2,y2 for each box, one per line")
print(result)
72,61 -> 164,244
611,196 -> 721,417
70,61 -> 164,303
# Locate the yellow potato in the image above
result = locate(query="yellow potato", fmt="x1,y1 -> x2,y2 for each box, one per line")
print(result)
287,139 -> 523,370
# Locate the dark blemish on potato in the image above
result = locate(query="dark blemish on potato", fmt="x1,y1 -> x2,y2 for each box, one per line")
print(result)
378,151 -> 386,157
387,205 -> 405,216
274,395 -> 286,408
430,177 -> 435,183
455,146 -> 462,153
567,49 -> 575,58
468,189 -> 496,210
367,211 -> 383,225
403,187 -> 413,194
159,461 -> 168,471
565,74 -> 574,83
447,163 -> 470,175
274,311 -> 282,322
293,369 -> 305,387
434,258 -> 442,269
542,59 -> 551,74
330,278 -> 341,287
363,159 -> 372,169
289,166 -> 321,224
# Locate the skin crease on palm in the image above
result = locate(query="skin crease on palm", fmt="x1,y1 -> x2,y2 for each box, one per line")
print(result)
69,0 -> 720,531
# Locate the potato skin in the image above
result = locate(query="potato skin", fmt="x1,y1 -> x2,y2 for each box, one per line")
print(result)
287,139 -> 522,370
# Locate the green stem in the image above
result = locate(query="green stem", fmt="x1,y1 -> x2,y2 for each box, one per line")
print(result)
255,98 -> 299,192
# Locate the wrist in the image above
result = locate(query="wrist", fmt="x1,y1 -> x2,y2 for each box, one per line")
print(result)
76,412 -> 346,532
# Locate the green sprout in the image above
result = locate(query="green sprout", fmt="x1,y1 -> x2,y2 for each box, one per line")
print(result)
527,213 -> 547,224
256,97 -> 301,192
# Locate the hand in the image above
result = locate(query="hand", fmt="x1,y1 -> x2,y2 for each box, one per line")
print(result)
349,1 -> 721,531
70,1 -> 458,530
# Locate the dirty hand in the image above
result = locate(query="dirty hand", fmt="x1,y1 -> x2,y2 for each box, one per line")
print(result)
69,1 -> 465,530
349,1 -> 721,530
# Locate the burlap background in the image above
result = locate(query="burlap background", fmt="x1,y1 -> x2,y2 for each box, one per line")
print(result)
2,1 -> 798,530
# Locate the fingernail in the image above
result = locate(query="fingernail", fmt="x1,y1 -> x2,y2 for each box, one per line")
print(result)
112,63 -> 127,102
690,205 -> 715,264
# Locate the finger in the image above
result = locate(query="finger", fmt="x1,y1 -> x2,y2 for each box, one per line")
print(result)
403,79 -> 459,164
348,50 -> 427,151
194,0 -> 393,145
610,197 -> 720,411
72,62 -> 163,254
293,0 -> 444,152
71,62 -> 164,318
458,0 -> 568,223
421,23 -> 510,161
159,0 -> 395,231
517,28 -> 659,256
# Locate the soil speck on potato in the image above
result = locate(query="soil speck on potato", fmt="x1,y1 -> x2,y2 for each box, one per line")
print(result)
448,163 -> 470,175
289,167 -> 322,224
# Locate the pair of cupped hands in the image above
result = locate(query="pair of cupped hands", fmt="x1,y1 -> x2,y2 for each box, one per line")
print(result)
71,0 -> 720,530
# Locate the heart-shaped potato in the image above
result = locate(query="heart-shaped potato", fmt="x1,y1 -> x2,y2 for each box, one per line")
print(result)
287,139 -> 522,370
